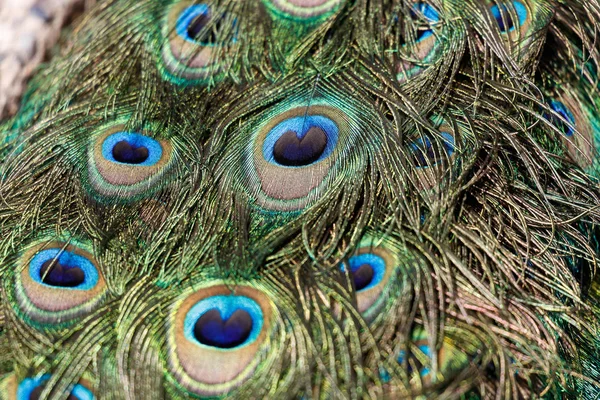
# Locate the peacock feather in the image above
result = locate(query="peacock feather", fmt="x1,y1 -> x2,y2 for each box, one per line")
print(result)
1,0 -> 600,398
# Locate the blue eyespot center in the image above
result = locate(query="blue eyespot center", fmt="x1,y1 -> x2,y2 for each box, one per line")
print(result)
397,344 -> 432,376
411,3 -> 440,42
30,249 -> 99,290
39,259 -> 85,288
112,141 -> 149,164
410,132 -> 455,168
193,308 -> 253,348
351,263 -> 375,291
184,295 -> 264,350
176,4 -> 233,46
263,115 -> 339,167
547,100 -> 576,137
273,126 -> 327,166
101,132 -> 163,166
491,1 -> 527,33
17,375 -> 94,400
341,253 -> 386,292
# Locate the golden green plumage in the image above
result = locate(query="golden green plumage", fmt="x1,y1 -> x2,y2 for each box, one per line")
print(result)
1,0 -> 600,398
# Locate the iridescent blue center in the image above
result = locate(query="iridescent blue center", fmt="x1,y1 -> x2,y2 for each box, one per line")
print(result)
29,249 -> 98,290
16,375 -> 94,400
194,308 -> 253,348
184,295 -> 263,350
176,4 -> 236,46
176,4 -> 212,44
490,1 -> 528,33
547,100 -> 576,137
341,253 -> 386,292
397,344 -> 433,376
410,132 -> 455,168
101,132 -> 163,166
263,115 -> 339,167
411,3 -> 440,42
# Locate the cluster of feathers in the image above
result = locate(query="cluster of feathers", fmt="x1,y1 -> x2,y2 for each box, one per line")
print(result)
0,0 -> 599,398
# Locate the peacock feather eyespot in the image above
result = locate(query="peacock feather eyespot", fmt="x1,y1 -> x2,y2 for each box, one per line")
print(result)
102,132 -> 162,166
167,285 -> 274,396
340,235 -> 405,320
86,122 -> 175,201
409,131 -> 455,169
396,2 -> 444,82
485,0 -> 553,59
161,2 -> 236,84
396,342 -> 433,378
192,307 -> 255,349
186,297 -> 263,351
265,114 -> 338,167
176,4 -> 218,46
247,102 -> 354,211
33,249 -> 97,289
341,253 -> 386,293
391,329 -> 473,386
411,3 -> 440,42
262,0 -> 344,20
408,123 -> 459,190
13,241 -> 107,325
490,1 -> 528,33
544,93 -> 597,169
13,375 -> 94,400
547,100 -> 576,137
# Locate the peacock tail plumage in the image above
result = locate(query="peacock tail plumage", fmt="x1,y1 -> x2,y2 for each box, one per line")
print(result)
0,0 -> 600,398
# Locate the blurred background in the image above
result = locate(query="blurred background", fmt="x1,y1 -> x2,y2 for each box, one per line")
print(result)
0,0 -> 95,119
